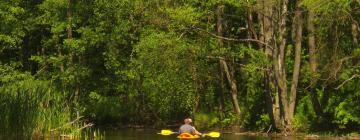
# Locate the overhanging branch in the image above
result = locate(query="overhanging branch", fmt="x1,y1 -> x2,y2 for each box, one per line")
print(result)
192,27 -> 273,50
335,74 -> 359,90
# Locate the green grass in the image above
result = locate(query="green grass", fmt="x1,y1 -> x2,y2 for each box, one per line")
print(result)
0,77 -> 90,138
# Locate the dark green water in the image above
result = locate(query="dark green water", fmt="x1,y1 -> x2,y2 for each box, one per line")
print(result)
0,129 -> 337,140
103,129 -> 308,140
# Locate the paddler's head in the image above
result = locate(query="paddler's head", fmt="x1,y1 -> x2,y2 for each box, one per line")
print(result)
184,118 -> 192,124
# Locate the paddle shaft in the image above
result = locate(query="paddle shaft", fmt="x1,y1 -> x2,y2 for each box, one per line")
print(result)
159,129 -> 220,137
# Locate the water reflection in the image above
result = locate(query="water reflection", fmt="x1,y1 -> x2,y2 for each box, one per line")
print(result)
103,129 -> 305,140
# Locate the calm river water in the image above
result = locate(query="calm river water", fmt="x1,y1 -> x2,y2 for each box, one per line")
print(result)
0,128 -> 345,139
102,129 -> 320,140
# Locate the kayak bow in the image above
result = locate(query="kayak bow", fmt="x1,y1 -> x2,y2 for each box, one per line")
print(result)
177,133 -> 201,139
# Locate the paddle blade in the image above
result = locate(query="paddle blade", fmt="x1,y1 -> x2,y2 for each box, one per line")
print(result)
158,129 -> 174,135
204,132 -> 220,137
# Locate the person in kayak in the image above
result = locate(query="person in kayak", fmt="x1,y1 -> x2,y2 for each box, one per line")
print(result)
179,118 -> 202,136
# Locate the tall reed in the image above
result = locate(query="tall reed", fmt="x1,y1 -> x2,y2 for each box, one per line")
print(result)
0,73 -> 77,138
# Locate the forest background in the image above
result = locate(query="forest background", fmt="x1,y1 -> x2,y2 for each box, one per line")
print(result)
0,0 -> 359,137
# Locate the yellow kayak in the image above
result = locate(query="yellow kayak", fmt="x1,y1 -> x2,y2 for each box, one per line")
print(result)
177,133 -> 201,139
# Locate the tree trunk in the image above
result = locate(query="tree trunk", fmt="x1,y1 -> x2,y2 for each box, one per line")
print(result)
276,0 -> 289,127
214,4 -> 241,117
220,58 -> 241,116
216,5 -> 240,116
216,4 -> 229,117
67,0 -> 80,118
219,62 -> 226,119
67,0 -> 72,40
308,9 -> 323,116
246,3 -> 258,47
288,4 -> 302,126
216,5 -> 224,41
58,44 -> 64,72
352,20 -> 358,48
259,0 -> 282,130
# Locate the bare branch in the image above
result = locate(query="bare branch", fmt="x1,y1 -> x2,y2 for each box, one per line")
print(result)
219,59 -> 233,87
77,123 -> 94,131
51,116 -> 84,132
335,74 -> 359,90
205,56 -> 269,71
177,32 -> 186,40
266,124 -> 272,134
192,27 -> 273,50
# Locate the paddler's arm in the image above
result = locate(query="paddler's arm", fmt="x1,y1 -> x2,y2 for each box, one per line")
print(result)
192,127 -> 202,135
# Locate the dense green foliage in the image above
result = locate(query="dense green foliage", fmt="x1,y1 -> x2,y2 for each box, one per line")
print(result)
0,0 -> 359,137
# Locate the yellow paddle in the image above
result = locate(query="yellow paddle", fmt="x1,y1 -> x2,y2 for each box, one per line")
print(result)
202,132 -> 220,138
158,129 -> 220,138
158,129 -> 177,135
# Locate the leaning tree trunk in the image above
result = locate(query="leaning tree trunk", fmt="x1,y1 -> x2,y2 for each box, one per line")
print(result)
216,4 -> 241,116
288,2 -> 303,127
220,58 -> 241,116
